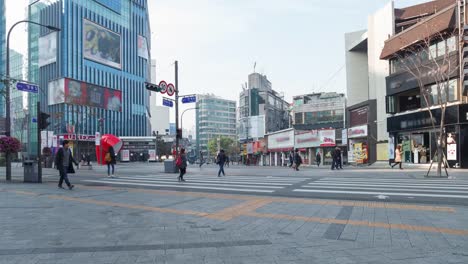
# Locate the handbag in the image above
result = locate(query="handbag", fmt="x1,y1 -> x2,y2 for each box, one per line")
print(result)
67,164 -> 75,174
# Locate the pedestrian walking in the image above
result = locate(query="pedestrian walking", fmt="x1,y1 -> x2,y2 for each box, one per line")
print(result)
289,151 -> 294,168
225,156 -> 230,167
216,149 -> 227,177
391,145 -> 403,169
105,146 -> 117,177
199,151 -> 205,168
176,148 -> 188,182
316,151 -> 321,167
55,140 -> 78,190
294,149 -> 302,171
336,148 -> 343,169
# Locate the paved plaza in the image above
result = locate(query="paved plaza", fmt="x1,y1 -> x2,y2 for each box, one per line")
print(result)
1,164 -> 468,263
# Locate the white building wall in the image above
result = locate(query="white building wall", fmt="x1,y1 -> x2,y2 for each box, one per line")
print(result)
150,103 -> 170,135
345,30 -> 369,107
367,1 -> 394,141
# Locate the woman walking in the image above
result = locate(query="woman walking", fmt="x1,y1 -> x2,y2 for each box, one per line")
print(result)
391,145 -> 403,169
316,151 -> 321,167
105,146 -> 117,177
176,148 -> 188,182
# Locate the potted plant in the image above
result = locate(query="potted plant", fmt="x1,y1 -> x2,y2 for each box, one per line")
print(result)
0,136 -> 21,168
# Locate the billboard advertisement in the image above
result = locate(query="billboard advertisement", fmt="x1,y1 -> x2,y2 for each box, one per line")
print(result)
267,129 -> 294,151
39,31 -> 57,67
319,129 -> 336,147
137,35 -> 149,60
239,115 -> 265,140
48,78 -> 122,111
295,130 -> 320,148
83,19 -> 121,69
48,78 -> 65,105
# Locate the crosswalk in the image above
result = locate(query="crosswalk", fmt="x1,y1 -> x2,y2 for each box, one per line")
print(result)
293,177 -> 468,199
83,175 -> 308,193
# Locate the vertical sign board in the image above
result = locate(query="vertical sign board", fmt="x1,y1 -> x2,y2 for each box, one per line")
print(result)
388,135 -> 395,160
95,132 -> 101,146
148,149 -> 156,161
447,144 -> 457,160
122,149 -> 130,161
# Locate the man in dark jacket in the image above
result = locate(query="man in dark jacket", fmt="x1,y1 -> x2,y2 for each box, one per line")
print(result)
55,140 -> 78,190
294,149 -> 302,171
216,150 -> 227,177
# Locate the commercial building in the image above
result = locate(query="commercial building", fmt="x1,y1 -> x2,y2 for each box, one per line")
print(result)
27,0 -> 152,156
239,73 -> 289,138
196,94 -> 236,159
381,0 -> 468,168
344,1 -> 395,165
291,92 -> 346,165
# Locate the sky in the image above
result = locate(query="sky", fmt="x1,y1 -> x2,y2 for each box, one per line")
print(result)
5,0 -> 428,134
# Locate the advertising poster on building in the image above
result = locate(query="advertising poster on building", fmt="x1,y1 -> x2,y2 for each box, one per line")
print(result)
39,31 -> 57,67
148,149 -> 156,161
137,35 -> 149,60
83,19 -> 121,69
354,143 -> 364,164
341,129 -> 348,145
295,130 -> 320,149
388,135 -> 395,159
121,149 -> 130,162
267,130 -> 294,151
49,78 -> 122,111
48,78 -> 65,105
347,125 -> 368,139
319,129 -> 336,147
247,143 -> 254,154
447,144 -> 457,160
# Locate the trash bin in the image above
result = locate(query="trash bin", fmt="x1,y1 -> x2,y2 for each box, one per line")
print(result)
23,160 -> 39,183
164,159 -> 178,173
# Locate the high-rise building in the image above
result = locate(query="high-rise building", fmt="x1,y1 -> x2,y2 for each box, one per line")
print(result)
9,50 -> 27,144
196,94 -> 237,158
0,0 -> 6,121
238,73 -> 289,142
150,105 -> 170,136
28,0 -> 152,155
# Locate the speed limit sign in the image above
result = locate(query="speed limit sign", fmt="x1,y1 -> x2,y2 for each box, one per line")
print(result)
167,83 -> 175,96
158,81 -> 167,94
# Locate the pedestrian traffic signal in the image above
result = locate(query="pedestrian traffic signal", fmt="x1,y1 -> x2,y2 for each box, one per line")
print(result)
38,111 -> 50,130
145,82 -> 161,92
176,128 -> 182,139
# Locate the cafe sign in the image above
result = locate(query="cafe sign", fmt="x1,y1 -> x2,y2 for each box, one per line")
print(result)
348,125 -> 368,139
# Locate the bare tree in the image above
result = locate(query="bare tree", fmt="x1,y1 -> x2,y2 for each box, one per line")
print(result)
394,29 -> 458,177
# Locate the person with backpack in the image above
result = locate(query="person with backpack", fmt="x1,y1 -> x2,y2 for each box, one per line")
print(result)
55,140 -> 78,190
294,149 -> 302,171
216,149 -> 227,177
105,146 -> 116,178
176,148 -> 187,182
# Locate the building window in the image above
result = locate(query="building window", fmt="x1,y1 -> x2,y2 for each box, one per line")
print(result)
425,79 -> 458,105
436,39 -> 446,58
446,36 -> 457,53
429,43 -> 437,59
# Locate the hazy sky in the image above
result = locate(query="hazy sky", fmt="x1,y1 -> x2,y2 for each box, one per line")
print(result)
5,0 -> 428,133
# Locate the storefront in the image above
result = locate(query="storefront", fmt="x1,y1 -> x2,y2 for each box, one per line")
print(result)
347,125 -> 369,164
294,129 -> 337,166
267,129 -> 294,167
387,104 -> 468,168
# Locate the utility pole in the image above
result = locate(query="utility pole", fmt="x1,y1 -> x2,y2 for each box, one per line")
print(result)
37,102 -> 42,183
175,60 -> 179,154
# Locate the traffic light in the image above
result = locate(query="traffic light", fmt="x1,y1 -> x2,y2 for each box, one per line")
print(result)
38,111 -> 50,130
176,128 -> 182,139
145,82 -> 161,92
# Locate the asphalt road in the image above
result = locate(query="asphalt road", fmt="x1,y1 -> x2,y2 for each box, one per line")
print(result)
27,162 -> 468,206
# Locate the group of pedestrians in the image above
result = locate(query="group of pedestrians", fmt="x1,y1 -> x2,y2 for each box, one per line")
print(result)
177,149 -> 229,181
54,140 -> 117,190
288,149 -> 303,171
331,147 -> 343,170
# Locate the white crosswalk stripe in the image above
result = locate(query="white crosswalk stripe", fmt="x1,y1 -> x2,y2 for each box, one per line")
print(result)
83,175 -> 305,193
293,177 -> 468,199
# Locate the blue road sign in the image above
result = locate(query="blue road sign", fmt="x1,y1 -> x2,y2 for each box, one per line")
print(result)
182,96 -> 196,104
163,98 -> 174,107
32,117 -> 37,123
16,82 -> 39,93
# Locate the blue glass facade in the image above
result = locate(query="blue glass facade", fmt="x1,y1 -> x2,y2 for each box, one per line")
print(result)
0,0 -> 6,118
28,0 -> 151,145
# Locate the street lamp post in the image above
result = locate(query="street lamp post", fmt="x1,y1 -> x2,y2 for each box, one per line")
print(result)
180,107 -> 199,138
3,20 -> 60,181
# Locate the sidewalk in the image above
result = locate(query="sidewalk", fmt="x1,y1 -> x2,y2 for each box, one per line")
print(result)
1,182 -> 468,263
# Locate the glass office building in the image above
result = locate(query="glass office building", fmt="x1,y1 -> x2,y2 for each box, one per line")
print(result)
28,0 -> 151,155
0,0 -> 6,119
